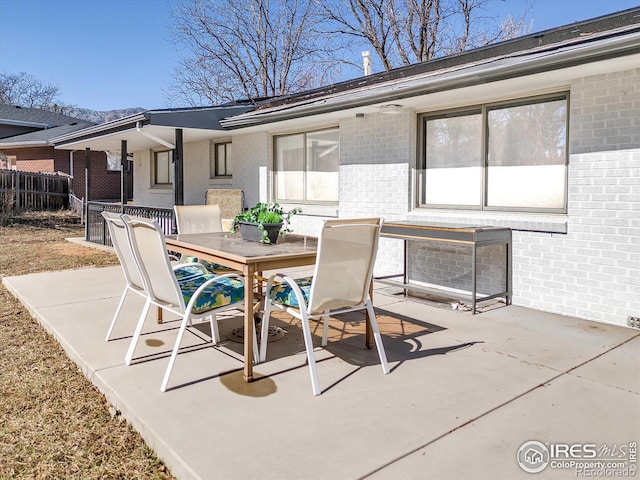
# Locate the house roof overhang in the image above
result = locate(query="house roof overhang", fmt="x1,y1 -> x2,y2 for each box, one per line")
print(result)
220,20 -> 640,129
0,122 -> 94,149
0,119 -> 50,129
52,105 -> 254,152
0,140 -> 48,148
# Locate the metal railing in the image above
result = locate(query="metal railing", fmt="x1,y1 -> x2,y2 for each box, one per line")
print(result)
85,201 -> 175,247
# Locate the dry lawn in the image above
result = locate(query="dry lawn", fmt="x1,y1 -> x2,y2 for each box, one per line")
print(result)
0,211 -> 174,479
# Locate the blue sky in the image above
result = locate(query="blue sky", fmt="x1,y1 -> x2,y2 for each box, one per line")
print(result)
1,0 -> 638,111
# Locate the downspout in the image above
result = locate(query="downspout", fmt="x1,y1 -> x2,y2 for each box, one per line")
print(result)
136,121 -> 175,149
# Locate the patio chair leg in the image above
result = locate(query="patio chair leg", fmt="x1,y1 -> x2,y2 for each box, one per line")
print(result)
106,286 -> 129,341
259,300 -> 273,363
209,313 -> 219,344
365,300 -> 389,374
321,310 -> 330,347
125,299 -> 151,366
252,316 -> 259,365
161,312 -> 191,392
300,310 -> 321,396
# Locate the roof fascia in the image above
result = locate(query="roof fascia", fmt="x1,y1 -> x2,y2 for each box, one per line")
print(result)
0,118 -> 50,129
241,8 -> 640,112
221,28 -> 640,128
145,105 -> 255,128
52,105 -> 256,147
52,114 -> 148,146
0,140 -> 48,148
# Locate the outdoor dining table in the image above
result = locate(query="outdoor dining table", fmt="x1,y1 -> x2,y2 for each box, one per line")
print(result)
164,231 -> 321,382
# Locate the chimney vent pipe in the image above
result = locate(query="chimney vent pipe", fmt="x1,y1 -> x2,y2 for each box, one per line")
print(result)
362,51 -> 372,76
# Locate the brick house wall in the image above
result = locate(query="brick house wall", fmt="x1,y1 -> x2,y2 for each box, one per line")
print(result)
510,69 -> 640,325
0,146 -> 125,201
331,67 -> 640,326
131,67 -> 639,327
285,68 -> 640,326
16,157 -> 54,173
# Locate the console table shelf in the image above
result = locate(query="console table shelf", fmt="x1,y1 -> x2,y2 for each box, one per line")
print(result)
379,221 -> 512,314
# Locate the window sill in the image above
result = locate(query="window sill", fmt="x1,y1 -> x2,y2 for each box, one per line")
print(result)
407,209 -> 568,234
209,178 -> 233,186
278,203 -> 339,218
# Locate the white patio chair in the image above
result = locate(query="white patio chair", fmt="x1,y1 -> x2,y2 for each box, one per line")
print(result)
121,214 -> 257,392
259,217 -> 389,395
174,204 -> 234,273
174,204 -> 223,234
101,211 -> 206,342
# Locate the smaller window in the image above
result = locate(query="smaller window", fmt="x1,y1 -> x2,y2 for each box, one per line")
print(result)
274,128 -> 339,203
211,142 -> 232,178
153,150 -> 173,186
1,155 -> 17,170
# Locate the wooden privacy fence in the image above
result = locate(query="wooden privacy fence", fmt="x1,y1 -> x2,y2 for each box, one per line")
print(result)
0,169 -> 71,210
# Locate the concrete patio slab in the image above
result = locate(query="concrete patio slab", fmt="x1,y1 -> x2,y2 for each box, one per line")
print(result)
370,368 -> 639,480
3,266 -> 639,480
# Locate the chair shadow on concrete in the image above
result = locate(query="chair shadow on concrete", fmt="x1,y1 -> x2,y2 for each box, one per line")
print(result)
120,306 -> 482,395
240,306 -> 484,394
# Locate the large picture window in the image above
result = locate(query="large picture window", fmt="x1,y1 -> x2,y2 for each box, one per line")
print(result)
153,150 -> 173,186
419,94 -> 568,212
274,128 -> 339,203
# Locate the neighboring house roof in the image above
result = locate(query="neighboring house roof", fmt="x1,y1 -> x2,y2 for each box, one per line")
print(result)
52,104 -> 255,152
221,7 -> 640,127
0,104 -> 83,129
0,121 -> 94,148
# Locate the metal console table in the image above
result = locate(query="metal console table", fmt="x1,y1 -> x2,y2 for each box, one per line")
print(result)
378,221 -> 512,314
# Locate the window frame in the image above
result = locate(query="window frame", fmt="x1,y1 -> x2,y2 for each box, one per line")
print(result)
5,155 -> 17,170
273,127 -> 340,205
417,92 -> 569,214
152,149 -> 173,187
211,141 -> 232,179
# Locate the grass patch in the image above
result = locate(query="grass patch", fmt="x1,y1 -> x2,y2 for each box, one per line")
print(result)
0,211 -> 174,479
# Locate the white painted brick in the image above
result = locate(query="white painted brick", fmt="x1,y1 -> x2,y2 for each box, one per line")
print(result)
132,68 -> 640,327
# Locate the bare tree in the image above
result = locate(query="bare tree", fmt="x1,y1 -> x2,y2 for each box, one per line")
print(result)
0,71 -> 65,110
320,0 -> 530,72
169,0 -> 339,106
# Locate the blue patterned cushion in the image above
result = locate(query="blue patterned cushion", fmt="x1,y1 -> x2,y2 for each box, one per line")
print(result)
184,255 -> 234,274
268,276 -> 313,308
174,264 -> 207,281
178,274 -> 244,314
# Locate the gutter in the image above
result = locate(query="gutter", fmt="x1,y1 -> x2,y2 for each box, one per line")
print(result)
221,29 -> 640,128
0,118 -> 50,129
51,112 -> 147,145
0,140 -> 48,148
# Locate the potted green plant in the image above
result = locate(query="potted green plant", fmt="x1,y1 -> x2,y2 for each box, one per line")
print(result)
231,202 -> 301,244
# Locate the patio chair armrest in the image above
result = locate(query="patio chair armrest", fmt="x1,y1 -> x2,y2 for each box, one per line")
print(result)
265,273 -> 309,310
184,273 -> 245,314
